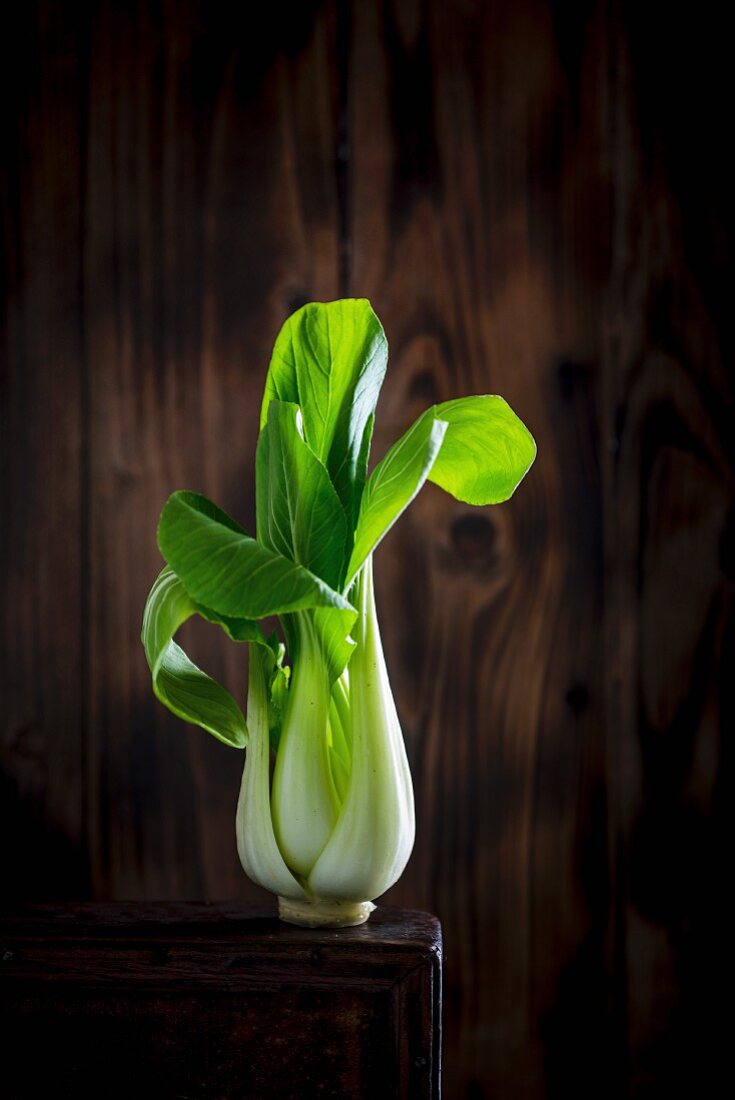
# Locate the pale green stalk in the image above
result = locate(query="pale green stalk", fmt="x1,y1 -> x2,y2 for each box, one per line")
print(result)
236,647 -> 306,900
270,612 -> 340,877
308,556 -> 415,901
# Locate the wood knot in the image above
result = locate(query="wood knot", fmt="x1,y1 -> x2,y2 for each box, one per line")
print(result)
407,369 -> 440,405
565,682 -> 589,715
283,288 -> 310,315
449,513 -> 500,573
557,359 -> 594,399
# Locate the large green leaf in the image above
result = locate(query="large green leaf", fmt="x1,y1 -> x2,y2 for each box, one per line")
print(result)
157,490 -> 354,619
428,395 -> 536,503
141,567 -> 253,747
346,410 -> 448,584
259,299 -> 388,522
256,400 -> 348,590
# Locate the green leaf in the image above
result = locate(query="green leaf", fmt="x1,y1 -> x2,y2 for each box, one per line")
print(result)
281,605 -> 356,686
428,395 -> 536,503
141,567 -> 249,748
312,606 -> 357,683
267,640 -> 290,753
196,603 -> 269,644
157,490 -> 354,619
256,400 -> 348,590
346,410 -> 448,584
352,411 -> 375,531
260,299 -> 388,522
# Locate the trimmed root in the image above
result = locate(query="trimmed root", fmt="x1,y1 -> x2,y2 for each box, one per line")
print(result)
277,896 -> 376,928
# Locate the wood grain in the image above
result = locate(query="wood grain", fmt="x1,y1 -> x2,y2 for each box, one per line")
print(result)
602,7 -> 733,1095
1,1 -> 731,1096
81,0 -> 342,899
0,903 -> 442,1099
0,1 -> 89,899
349,2 -> 611,1093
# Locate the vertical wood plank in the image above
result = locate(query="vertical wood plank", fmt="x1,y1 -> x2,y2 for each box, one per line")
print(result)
83,0 -> 342,898
0,1 -> 88,898
602,4 -> 733,1094
348,1 -> 613,1093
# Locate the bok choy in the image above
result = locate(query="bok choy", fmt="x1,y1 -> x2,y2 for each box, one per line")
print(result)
142,299 -> 536,927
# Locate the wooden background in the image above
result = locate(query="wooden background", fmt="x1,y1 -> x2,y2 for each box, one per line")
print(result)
1,1 -> 731,1096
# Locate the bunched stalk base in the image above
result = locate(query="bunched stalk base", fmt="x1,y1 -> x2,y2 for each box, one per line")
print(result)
278,896 -> 376,928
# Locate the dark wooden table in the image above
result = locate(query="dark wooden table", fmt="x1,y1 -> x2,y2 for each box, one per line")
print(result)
0,903 -> 442,1099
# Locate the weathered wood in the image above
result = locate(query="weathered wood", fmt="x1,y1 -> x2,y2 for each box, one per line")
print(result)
0,903 -> 442,1099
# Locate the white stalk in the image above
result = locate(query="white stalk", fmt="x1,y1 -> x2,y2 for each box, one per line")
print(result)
236,647 -> 306,900
308,556 -> 415,901
270,613 -> 340,877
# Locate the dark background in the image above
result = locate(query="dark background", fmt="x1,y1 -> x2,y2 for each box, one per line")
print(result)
1,1 -> 731,1096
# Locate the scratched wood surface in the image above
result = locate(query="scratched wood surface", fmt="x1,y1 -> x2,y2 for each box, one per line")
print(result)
1,1 -> 730,1096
